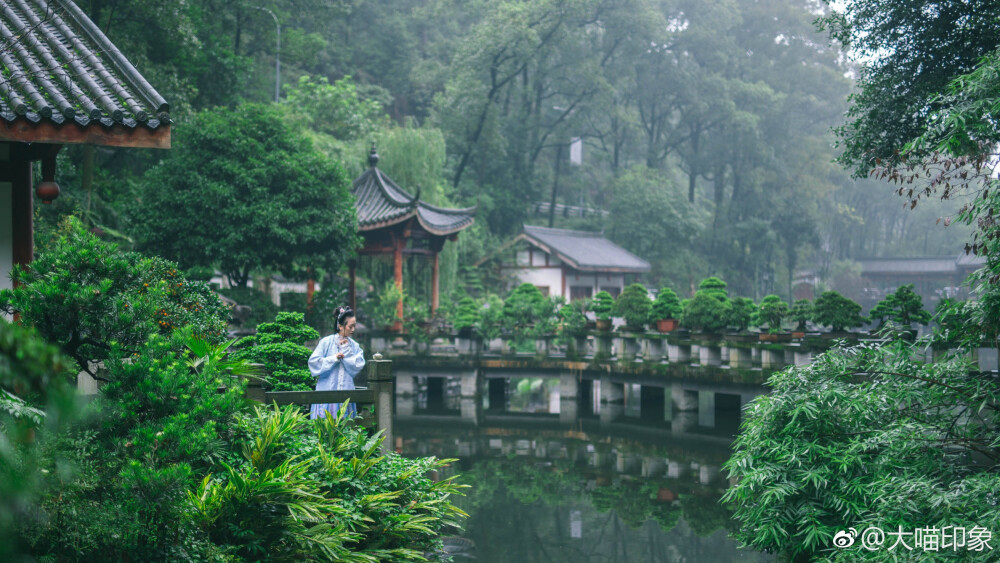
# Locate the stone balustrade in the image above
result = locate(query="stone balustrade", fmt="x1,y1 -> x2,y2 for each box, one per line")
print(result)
357,329 -> 998,375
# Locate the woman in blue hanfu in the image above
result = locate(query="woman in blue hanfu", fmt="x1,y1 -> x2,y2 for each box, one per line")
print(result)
309,306 -> 365,419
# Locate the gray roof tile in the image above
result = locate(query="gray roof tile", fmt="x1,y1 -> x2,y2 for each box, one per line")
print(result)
522,224 -> 650,273
0,0 -> 169,130
352,165 -> 475,236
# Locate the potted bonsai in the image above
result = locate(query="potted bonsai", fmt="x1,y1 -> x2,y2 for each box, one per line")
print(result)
868,284 -> 931,339
679,276 -> 731,337
592,290 -> 615,331
680,292 -> 730,336
757,294 -> 789,341
615,283 -> 652,332
477,293 -> 504,352
727,296 -> 756,335
789,299 -> 812,338
649,286 -> 683,332
453,295 -> 481,336
812,290 -> 867,335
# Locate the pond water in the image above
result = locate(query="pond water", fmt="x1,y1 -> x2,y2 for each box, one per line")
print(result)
393,373 -> 772,562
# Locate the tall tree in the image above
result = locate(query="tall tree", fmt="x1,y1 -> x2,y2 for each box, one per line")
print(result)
130,103 -> 360,287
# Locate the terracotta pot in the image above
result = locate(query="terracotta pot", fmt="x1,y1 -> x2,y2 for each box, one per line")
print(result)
655,318 -> 678,333
656,487 -> 676,502
759,332 -> 792,342
595,318 -> 613,331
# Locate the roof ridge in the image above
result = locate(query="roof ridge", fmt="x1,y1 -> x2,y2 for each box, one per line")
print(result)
524,224 -> 603,237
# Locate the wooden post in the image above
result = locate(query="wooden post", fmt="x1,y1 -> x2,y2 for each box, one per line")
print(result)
11,160 -> 32,269
394,235 -> 404,329
431,251 -> 440,314
367,352 -> 395,454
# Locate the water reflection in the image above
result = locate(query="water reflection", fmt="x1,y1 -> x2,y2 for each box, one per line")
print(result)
395,372 -> 771,562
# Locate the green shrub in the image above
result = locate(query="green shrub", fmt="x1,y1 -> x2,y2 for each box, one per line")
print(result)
723,340 -> 1000,562
1,216 -> 229,374
501,283 -> 551,329
191,404 -> 467,560
234,312 -> 319,391
558,301 -> 588,335
757,294 -> 789,332
869,283 -> 932,327
789,299 -> 812,331
727,297 -> 756,332
680,292 -> 731,333
812,290 -> 867,332
649,287 -> 682,321
477,294 -> 505,341
614,283 -> 651,329
697,276 -> 728,300
591,290 -> 615,321
453,296 -> 481,333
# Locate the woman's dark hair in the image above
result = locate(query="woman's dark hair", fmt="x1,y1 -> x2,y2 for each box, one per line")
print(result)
335,305 -> 354,327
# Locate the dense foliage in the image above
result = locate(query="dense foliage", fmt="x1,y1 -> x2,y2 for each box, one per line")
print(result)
1,218 -> 229,376
723,340 -> 1000,561
131,103 -> 360,287
1,226 -> 465,560
31,0 -> 962,307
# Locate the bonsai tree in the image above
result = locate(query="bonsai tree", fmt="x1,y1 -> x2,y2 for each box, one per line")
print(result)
869,284 -> 932,328
727,297 -> 756,332
812,290 -> 867,332
680,292 -> 731,334
789,299 -> 813,331
501,283 -> 550,329
614,283 -> 652,329
758,295 -> 789,332
558,302 -> 588,335
453,296 -> 481,334
649,287 -> 683,322
234,312 -> 318,391
477,293 -> 505,342
591,290 -> 615,321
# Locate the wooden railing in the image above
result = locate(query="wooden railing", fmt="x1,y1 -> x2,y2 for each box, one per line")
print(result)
245,353 -> 395,453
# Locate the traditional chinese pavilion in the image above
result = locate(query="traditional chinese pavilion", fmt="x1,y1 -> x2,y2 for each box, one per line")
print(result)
350,145 -> 475,321
1,0 -> 170,294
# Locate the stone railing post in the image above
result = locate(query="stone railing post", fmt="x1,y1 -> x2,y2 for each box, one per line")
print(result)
367,352 -> 395,454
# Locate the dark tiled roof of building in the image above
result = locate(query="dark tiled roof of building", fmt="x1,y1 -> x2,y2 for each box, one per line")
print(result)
522,224 -> 650,273
351,151 -> 475,236
859,254 -> 985,275
0,0 -> 169,131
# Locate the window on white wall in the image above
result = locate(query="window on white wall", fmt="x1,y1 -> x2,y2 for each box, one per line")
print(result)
516,250 -> 530,266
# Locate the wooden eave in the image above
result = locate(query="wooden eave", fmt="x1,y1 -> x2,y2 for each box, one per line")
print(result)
0,117 -> 170,148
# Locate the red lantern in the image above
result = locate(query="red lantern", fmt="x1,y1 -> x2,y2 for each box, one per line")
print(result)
35,181 -> 60,203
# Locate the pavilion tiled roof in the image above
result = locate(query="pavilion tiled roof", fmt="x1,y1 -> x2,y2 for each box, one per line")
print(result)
352,147 -> 475,236
0,0 -> 169,132
522,224 -> 650,273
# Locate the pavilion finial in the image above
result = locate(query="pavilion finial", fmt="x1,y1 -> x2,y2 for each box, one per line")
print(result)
368,142 -> 379,168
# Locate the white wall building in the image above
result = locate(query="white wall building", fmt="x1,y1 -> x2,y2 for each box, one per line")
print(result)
482,225 -> 650,299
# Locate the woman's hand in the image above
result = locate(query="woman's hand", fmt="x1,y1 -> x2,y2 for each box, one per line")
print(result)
336,353 -> 345,360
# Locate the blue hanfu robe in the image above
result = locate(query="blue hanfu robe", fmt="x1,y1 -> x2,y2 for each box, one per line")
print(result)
308,334 -> 365,419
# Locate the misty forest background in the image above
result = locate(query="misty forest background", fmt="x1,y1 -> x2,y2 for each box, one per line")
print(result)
44,0 -> 971,307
